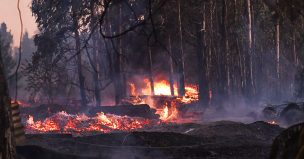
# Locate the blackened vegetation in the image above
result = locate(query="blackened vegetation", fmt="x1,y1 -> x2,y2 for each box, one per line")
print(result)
262,103 -> 304,126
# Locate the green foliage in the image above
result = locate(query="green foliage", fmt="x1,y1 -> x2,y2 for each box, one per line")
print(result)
0,23 -> 16,94
21,31 -> 36,62
22,33 -> 69,103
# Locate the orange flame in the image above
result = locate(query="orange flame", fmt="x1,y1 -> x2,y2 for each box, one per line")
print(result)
127,78 -> 199,122
129,83 -> 137,96
151,80 -> 178,96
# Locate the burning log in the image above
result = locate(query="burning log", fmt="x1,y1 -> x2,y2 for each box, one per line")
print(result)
87,104 -> 159,119
20,104 -> 80,120
21,104 -> 159,120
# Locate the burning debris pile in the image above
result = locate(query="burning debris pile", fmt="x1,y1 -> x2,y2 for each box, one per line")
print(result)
22,78 -> 201,135
123,78 -> 201,121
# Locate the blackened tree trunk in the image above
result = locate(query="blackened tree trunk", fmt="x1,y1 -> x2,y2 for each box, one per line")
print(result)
222,0 -> 230,96
72,5 -> 87,107
218,0 -> 229,99
246,0 -> 255,99
148,46 -> 155,95
275,0 -> 281,99
119,4 -> 127,99
92,32 -> 101,106
0,41 -> 16,159
292,30 -> 298,65
90,2 -> 101,106
177,0 -> 185,97
168,36 -> 175,96
75,27 -> 87,107
113,4 -> 126,105
196,5 -> 209,106
113,50 -> 123,105
275,7 -> 280,79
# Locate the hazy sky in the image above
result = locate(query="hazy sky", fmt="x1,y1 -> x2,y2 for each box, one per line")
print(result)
0,0 -> 37,47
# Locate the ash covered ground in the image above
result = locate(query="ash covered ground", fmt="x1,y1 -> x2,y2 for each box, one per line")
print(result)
17,121 -> 283,159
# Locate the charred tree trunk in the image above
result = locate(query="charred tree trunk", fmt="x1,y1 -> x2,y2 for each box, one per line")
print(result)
113,51 -> 123,105
110,5 -> 125,105
222,0 -> 230,96
275,18 -> 280,79
90,3 -> 101,106
148,46 -> 155,95
72,3 -> 87,107
246,0 -> 255,99
73,18 -> 87,107
292,29 -> 298,65
0,42 -> 16,159
168,36 -> 175,96
177,0 -> 185,97
119,4 -> 127,99
275,0 -> 281,98
196,5 -> 209,106
275,1 -> 280,80
92,32 -> 101,106
218,0 -> 229,100
247,0 -> 253,77
208,0 -> 215,104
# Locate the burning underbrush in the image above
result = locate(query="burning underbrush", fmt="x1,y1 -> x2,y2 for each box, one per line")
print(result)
22,78 -> 202,135
25,111 -> 157,135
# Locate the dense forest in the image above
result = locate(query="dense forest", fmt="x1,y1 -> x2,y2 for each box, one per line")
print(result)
2,0 -> 304,108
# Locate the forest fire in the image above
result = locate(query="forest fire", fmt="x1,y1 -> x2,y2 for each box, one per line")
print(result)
23,78 -> 200,134
3,0 -> 304,158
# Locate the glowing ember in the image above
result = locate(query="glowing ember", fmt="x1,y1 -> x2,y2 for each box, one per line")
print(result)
267,120 -> 278,125
26,111 -> 155,134
177,85 -> 199,104
158,102 -> 179,121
